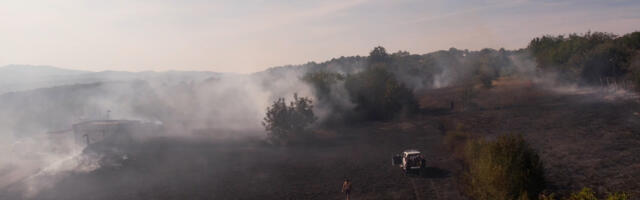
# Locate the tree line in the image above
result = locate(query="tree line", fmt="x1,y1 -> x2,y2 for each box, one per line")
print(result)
263,30 -> 640,144
529,31 -> 640,86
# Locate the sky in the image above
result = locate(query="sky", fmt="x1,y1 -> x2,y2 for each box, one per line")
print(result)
1,0 -> 639,73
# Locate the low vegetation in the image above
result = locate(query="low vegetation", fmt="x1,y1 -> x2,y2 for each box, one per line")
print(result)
443,123 -> 472,159
539,187 -> 630,200
450,133 -> 545,200
444,130 -> 632,200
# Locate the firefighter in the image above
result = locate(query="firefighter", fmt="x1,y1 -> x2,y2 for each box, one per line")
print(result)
342,177 -> 352,200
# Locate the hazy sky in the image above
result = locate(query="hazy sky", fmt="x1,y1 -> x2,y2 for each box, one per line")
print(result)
1,0 -> 639,73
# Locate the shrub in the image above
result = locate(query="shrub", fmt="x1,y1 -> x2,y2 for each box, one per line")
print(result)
555,187 -> 631,200
262,93 -> 317,144
462,134 -> 545,200
605,192 -> 631,200
541,188 -> 631,200
567,188 -> 598,200
627,53 -> 640,90
475,68 -> 497,89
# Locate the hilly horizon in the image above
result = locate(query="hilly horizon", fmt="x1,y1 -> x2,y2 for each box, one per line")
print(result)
0,43 -> 522,95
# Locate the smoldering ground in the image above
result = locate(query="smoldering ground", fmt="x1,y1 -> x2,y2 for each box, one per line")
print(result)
1,45 -> 638,199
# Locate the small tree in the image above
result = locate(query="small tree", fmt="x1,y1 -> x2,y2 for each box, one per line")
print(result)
262,93 -> 317,143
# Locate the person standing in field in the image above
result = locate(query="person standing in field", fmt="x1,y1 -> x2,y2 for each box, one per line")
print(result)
342,177 -> 352,200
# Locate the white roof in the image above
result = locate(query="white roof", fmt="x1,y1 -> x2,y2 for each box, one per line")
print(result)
403,149 -> 421,155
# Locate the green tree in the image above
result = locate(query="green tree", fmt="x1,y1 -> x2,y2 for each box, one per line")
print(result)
527,31 -> 640,86
302,71 -> 345,102
262,93 -> 317,144
344,66 -> 418,120
369,46 -> 391,64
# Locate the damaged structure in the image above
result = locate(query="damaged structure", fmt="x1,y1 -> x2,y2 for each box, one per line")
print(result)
72,120 -> 161,146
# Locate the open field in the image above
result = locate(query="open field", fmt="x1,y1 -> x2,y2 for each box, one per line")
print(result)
2,78 -> 640,200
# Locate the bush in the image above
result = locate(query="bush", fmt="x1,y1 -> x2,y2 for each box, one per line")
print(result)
262,93 -> 317,144
539,188 -> 630,200
474,66 -> 497,89
462,134 -> 545,200
605,192 -> 631,200
627,53 -> 640,89
567,188 -> 598,200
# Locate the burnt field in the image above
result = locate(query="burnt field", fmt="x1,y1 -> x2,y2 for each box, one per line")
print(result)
2,121 -> 463,199
3,79 -> 640,200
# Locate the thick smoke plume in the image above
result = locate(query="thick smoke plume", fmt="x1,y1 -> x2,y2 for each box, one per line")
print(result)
0,66 -> 318,198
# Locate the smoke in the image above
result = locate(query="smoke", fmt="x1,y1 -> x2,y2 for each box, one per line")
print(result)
14,145 -> 99,199
513,51 -> 640,102
314,79 -> 356,122
0,130 -> 93,199
0,66 -> 322,198
156,69 -> 317,135
433,67 -> 455,88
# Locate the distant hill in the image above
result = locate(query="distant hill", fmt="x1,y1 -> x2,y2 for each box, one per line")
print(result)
0,81 -> 167,136
0,65 -> 89,76
0,65 -> 220,94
